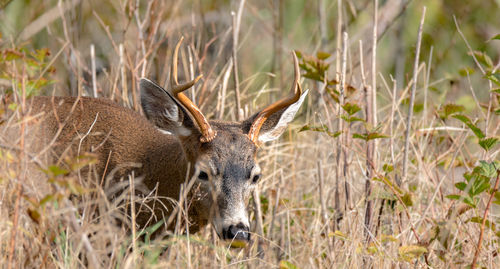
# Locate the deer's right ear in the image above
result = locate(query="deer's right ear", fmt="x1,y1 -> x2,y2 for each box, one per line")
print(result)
140,78 -> 196,136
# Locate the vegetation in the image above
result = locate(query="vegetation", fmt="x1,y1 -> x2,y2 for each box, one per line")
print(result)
1,0 -> 499,267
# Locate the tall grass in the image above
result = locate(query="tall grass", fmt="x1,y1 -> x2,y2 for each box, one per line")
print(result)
1,0 -> 499,268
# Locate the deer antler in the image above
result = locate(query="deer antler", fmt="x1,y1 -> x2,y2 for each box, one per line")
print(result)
247,51 -> 302,144
171,37 -> 216,143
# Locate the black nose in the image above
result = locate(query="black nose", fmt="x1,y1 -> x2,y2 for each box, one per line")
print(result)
222,223 -> 250,241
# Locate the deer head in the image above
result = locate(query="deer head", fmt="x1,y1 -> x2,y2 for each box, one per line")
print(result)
140,38 -> 308,242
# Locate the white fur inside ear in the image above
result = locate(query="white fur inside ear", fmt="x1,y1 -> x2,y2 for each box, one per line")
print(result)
158,129 -> 173,135
157,126 -> 191,137
163,106 -> 180,123
258,89 -> 309,143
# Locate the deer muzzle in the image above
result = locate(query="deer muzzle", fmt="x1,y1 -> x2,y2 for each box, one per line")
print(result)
222,222 -> 250,242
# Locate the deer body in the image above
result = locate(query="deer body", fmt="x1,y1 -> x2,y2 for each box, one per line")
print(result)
25,39 -> 308,242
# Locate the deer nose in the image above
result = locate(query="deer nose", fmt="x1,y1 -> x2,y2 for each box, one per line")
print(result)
222,223 -> 250,242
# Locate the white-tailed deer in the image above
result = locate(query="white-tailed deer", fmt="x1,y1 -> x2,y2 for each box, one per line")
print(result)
26,38 -> 308,243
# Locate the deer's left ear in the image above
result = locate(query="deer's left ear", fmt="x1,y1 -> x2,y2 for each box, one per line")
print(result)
242,89 -> 308,143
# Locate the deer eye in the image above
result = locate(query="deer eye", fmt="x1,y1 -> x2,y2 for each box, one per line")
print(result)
251,174 -> 261,183
198,171 -> 209,181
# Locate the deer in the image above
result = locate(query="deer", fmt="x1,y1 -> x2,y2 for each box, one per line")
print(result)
24,38 -> 308,243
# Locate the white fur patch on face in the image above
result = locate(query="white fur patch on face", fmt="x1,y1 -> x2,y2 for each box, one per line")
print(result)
258,89 -> 309,143
213,199 -> 249,237
252,165 -> 261,178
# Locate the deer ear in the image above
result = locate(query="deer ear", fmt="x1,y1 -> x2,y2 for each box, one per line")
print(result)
242,89 -> 308,143
140,78 -> 197,136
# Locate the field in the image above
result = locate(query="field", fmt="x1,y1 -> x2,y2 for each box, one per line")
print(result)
1,0 -> 500,268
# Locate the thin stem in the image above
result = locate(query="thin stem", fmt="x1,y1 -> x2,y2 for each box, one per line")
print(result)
402,7 -> 426,181
471,170 -> 500,269
231,0 -> 246,121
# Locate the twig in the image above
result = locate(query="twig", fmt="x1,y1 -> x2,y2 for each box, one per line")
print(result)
129,173 -> 137,266
317,160 -> 334,263
340,32 -> 350,212
422,46 -> 433,129
402,7 -> 426,182
231,0 -> 246,121
471,169 -> 500,269
217,59 -> 233,120
271,0 -> 284,90
119,44 -> 129,107
371,0 -> 378,126
389,75 -> 397,166
363,0 -> 379,245
90,44 -> 98,97
332,0 -> 343,249
252,188 -> 264,259
7,183 -> 22,269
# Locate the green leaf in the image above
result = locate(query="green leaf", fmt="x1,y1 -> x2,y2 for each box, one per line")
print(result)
458,67 -> 475,77
478,160 -> 498,178
316,51 -> 331,60
455,182 -> 467,191
31,48 -> 50,62
469,217 -> 496,231
279,260 -> 298,269
294,50 -> 303,59
367,133 -> 389,140
470,51 -> 493,68
342,102 -> 361,116
494,191 -> 500,205
478,137 -> 499,151
353,133 -> 366,140
446,194 -> 462,201
341,115 -> 364,123
42,165 -> 70,177
491,88 -> 500,94
463,196 -> 477,207
485,72 -> 500,87
402,193 -> 413,207
299,125 -> 341,138
383,164 -> 394,173
8,102 -> 18,111
399,245 -> 428,262
353,132 -> 389,141
471,180 -> 490,196
328,230 -> 348,240
413,103 -> 424,113
3,49 -> 24,61
439,103 -> 465,120
490,34 -> 500,41
39,194 -> 61,206
452,114 -> 485,138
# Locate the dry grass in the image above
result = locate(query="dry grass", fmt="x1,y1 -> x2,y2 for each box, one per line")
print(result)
1,0 -> 500,268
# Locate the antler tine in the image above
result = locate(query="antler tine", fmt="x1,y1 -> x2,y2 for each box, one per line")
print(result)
171,36 -> 203,93
247,51 -> 302,144
170,37 -> 216,143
